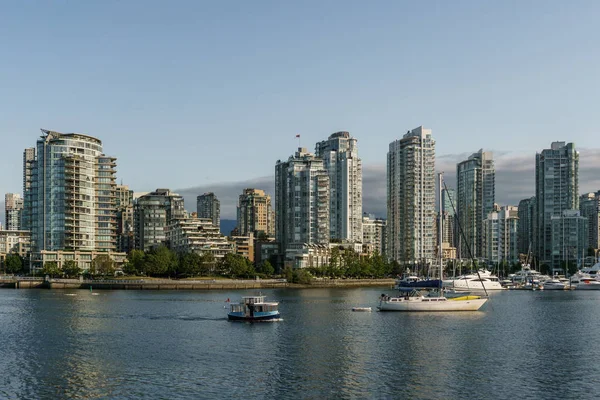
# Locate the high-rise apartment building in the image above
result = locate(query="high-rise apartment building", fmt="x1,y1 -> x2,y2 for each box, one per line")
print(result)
21,147 -> 35,230
442,188 -> 456,216
134,188 -> 185,251
5,193 -> 24,231
483,206 -> 519,264
517,197 -> 536,256
315,131 -> 363,242
551,210 -> 588,268
197,192 -> 220,229
116,185 -> 134,253
236,188 -> 274,238
535,142 -> 579,266
25,130 -> 118,252
387,127 -> 436,266
580,192 -> 600,253
275,148 -> 330,253
456,149 -> 495,260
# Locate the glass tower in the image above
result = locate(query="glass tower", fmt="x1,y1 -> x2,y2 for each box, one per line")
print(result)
26,129 -> 117,252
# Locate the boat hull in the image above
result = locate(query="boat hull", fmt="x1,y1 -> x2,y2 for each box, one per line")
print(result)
378,297 -> 487,312
575,282 -> 600,290
396,279 -> 442,289
542,284 -> 565,290
443,280 -> 504,291
228,312 -> 281,321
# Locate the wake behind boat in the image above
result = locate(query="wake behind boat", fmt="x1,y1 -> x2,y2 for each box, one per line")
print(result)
227,295 -> 281,321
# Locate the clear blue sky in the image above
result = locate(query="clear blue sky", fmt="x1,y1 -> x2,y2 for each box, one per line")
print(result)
1,0 -> 599,196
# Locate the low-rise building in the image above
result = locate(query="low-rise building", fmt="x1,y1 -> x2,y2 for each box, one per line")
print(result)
230,234 -> 254,262
0,230 -> 31,267
285,243 -> 331,269
441,242 -> 457,261
30,250 -> 127,273
166,217 -> 234,260
362,214 -> 386,255
255,240 -> 282,270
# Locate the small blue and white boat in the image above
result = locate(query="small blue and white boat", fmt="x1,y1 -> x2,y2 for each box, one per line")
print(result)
227,295 -> 281,321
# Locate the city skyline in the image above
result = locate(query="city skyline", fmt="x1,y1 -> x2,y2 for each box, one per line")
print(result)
2,144 -> 600,225
2,2 -> 600,204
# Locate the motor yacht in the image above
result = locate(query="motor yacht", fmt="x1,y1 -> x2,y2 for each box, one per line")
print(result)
541,278 -> 565,290
442,269 -> 504,291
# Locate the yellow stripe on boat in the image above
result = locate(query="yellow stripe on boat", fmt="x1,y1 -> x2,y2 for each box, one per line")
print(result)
449,295 -> 482,301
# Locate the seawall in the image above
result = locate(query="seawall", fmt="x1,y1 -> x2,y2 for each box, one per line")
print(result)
1,277 -> 395,290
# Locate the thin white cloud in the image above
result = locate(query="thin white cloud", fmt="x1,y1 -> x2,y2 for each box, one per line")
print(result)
175,149 -> 600,220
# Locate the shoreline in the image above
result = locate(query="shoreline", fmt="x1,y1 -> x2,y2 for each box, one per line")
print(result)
0,278 -> 395,291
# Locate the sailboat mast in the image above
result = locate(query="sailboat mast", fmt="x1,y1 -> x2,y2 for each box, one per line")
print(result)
439,172 -> 443,282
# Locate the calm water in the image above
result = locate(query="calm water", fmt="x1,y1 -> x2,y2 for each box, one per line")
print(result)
1,287 -> 600,399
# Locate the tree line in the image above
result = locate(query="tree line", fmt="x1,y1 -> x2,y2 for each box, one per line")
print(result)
4,245 -> 404,282
122,246 -> 275,279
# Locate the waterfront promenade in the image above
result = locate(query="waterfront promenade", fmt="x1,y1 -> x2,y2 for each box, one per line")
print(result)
0,276 -> 395,290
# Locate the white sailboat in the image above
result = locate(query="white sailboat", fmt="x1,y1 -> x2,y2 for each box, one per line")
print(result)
378,173 -> 488,312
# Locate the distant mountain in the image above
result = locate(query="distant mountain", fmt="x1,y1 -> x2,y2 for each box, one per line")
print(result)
220,219 -> 237,236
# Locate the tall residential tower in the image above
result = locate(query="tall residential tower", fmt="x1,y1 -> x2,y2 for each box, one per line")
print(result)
387,127 -> 436,266
456,150 -> 495,259
197,192 -> 220,230
236,188 -> 275,238
275,148 -> 330,252
535,142 -> 579,266
134,189 -> 185,251
25,129 -> 118,252
315,131 -> 362,243
5,193 -> 24,231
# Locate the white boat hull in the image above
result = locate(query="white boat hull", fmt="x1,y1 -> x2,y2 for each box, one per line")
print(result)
576,282 -> 600,290
378,296 -> 487,312
542,284 -> 566,290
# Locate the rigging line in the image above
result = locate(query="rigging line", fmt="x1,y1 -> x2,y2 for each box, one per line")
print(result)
442,179 -> 489,297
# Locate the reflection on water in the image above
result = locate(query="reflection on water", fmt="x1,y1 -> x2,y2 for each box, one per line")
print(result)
1,289 -> 600,399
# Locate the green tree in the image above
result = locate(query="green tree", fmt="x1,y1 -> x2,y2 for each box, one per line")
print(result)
283,266 -> 294,282
144,246 -> 177,277
122,261 -> 138,276
42,261 -> 61,278
63,260 -> 81,278
91,255 -> 116,277
200,252 -> 216,276
293,268 -> 312,284
4,254 -> 24,274
180,252 -> 202,277
223,253 -> 254,278
256,260 -> 275,276
126,249 -> 146,275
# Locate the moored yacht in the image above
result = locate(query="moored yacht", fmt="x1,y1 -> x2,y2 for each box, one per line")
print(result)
394,272 -> 442,290
541,278 -> 566,290
442,269 -> 504,291
570,262 -> 600,290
